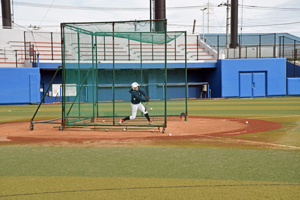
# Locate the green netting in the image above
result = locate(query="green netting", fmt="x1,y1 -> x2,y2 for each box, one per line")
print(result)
58,19 -> 187,131
63,20 -> 183,44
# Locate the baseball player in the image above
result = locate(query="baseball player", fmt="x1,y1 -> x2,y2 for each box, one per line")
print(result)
119,82 -> 152,124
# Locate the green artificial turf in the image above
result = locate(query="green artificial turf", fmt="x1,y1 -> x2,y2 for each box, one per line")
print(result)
1,147 -> 299,182
1,97 -> 300,199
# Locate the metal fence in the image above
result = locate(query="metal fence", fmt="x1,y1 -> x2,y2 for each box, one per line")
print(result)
21,32 -> 216,63
6,32 -> 300,67
279,36 -> 300,60
201,33 -> 300,61
281,36 -> 300,77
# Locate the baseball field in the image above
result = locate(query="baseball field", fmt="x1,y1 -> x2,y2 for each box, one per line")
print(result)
0,97 -> 300,199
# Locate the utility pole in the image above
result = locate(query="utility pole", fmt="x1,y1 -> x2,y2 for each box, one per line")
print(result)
226,0 -> 230,48
150,0 -> 154,31
204,1 -> 213,33
1,0 -> 12,28
230,0 -> 238,48
154,0 -> 166,32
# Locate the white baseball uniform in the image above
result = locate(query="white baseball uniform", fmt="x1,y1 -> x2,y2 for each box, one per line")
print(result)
130,103 -> 147,120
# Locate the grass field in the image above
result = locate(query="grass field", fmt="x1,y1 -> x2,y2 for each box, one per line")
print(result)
0,97 -> 300,199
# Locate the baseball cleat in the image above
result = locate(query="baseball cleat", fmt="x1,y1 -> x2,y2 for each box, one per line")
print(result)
119,119 -> 124,124
149,120 -> 153,125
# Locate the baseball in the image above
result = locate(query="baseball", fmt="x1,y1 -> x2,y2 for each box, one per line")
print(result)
245,121 -> 248,124
169,133 -> 172,136
105,129 -> 108,132
150,108 -> 153,110
123,128 -> 126,131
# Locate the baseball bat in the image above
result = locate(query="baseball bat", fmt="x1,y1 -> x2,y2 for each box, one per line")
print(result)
145,96 -> 150,111
145,101 -> 149,111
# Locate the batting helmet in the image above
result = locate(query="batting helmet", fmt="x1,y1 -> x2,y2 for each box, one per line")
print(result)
131,82 -> 139,90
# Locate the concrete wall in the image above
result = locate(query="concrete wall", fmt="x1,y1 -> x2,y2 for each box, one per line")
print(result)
1,58 -> 294,105
287,62 -> 300,77
202,64 -> 221,98
219,58 -> 287,98
39,62 -> 217,103
0,29 -> 24,42
40,68 -> 206,103
0,68 -> 40,104
40,69 -> 62,103
287,78 -> 300,96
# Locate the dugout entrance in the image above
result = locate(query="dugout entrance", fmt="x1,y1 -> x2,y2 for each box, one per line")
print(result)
31,19 -> 188,133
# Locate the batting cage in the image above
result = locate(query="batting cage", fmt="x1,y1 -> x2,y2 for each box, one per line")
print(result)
31,19 -> 188,133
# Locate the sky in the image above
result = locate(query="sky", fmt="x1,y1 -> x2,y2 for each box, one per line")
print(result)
1,0 -> 300,37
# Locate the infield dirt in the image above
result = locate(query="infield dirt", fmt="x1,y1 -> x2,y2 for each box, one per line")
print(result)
0,117 -> 282,146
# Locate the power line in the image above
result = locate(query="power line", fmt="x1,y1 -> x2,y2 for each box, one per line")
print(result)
10,1 -> 300,34
38,0 -> 56,27
13,1 -> 206,11
242,5 -> 300,10
13,1 -> 300,11
168,21 -> 300,28
11,20 -> 300,29
246,21 -> 300,27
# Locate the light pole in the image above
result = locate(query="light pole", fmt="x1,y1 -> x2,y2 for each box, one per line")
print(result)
218,1 -> 230,48
201,8 -> 207,40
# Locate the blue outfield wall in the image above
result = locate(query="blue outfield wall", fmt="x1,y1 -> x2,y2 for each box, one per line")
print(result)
287,62 -> 300,77
287,78 -> 300,96
43,68 -> 205,103
2,59 -> 296,105
39,62 -> 217,70
218,58 -> 287,98
40,69 -> 63,103
203,66 -> 221,98
0,68 -> 40,104
39,62 -> 217,103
